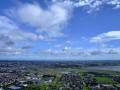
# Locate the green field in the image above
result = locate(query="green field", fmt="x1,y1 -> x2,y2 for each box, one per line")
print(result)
95,77 -> 117,84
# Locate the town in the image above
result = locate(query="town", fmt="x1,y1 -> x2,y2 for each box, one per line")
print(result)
0,61 -> 120,90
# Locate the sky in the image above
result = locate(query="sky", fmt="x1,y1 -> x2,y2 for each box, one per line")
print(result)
0,0 -> 120,60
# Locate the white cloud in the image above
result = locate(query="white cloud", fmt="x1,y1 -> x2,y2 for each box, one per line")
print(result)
52,0 -> 120,13
2,0 -> 120,56
74,0 -> 103,12
107,0 -> 120,9
38,47 -> 120,57
8,2 -> 72,38
0,47 -> 25,55
0,34 -> 14,48
6,0 -> 120,40
66,40 -> 71,44
90,31 -> 120,43
0,15 -> 40,54
55,44 -> 62,48
0,16 -> 38,42
0,16 -> 41,54
42,47 -> 120,56
9,30 -> 38,41
38,35 -> 45,40
63,46 -> 71,51
90,48 -> 120,55
0,16 -> 18,32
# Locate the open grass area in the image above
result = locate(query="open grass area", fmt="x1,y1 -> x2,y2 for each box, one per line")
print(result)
95,77 -> 117,84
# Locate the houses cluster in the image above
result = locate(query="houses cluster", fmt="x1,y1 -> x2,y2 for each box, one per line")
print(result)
58,72 -> 120,90
59,73 -> 83,90
83,74 -> 120,90
0,73 -> 20,86
25,73 -> 55,85
89,84 -> 120,90
0,62 -> 120,90
0,72 -> 55,90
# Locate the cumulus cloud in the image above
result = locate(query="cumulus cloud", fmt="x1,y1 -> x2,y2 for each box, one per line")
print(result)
39,47 -> 120,57
90,48 -> 120,55
0,34 -> 14,48
63,46 -> 71,51
7,2 -> 72,38
108,0 -> 120,9
1,0 -> 120,56
52,0 -> 120,13
0,47 -> 25,55
0,16 -> 38,42
90,31 -> 120,43
6,0 -> 120,40
0,15 -> 39,54
9,30 -> 38,41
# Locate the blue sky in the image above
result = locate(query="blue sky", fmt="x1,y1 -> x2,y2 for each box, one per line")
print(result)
0,0 -> 120,60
